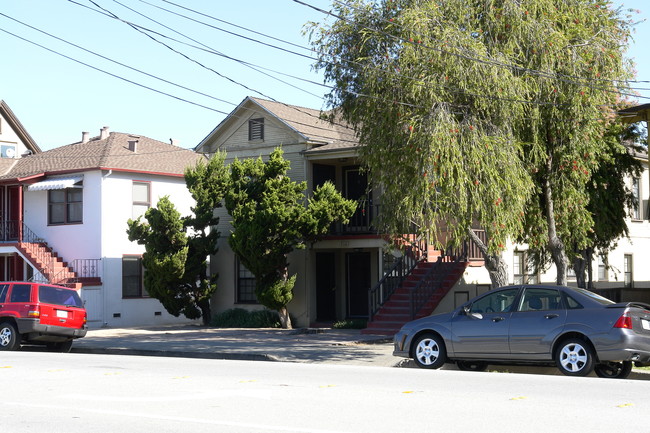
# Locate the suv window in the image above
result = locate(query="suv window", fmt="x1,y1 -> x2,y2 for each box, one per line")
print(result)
9,284 -> 31,302
38,285 -> 83,308
0,283 -> 8,302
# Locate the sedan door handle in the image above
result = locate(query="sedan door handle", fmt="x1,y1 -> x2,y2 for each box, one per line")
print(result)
492,316 -> 505,322
545,314 -> 559,319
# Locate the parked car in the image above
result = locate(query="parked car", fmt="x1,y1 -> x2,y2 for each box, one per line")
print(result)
393,284 -> 650,378
0,282 -> 87,352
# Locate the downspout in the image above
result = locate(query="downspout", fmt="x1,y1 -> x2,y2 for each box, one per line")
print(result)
101,169 -> 111,326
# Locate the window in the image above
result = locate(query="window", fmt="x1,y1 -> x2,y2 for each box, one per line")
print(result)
48,188 -> 83,224
132,181 -> 151,219
469,288 -> 518,314
513,251 -> 538,284
122,256 -> 148,298
236,259 -> 257,304
9,284 -> 31,302
631,177 -> 641,219
624,254 -> 633,289
248,118 -> 264,141
0,283 -> 9,302
598,255 -> 608,281
0,144 -> 15,158
518,288 -> 562,312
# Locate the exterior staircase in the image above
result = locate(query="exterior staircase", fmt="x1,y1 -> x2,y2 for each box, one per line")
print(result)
362,258 -> 469,336
16,241 -> 81,290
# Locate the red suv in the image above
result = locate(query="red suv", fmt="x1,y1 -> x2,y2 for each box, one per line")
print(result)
0,282 -> 87,352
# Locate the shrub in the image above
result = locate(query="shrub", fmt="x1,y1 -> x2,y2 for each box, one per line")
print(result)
211,308 -> 282,328
332,319 -> 367,329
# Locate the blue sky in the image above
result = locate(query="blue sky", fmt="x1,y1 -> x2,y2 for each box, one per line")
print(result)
1,0 -> 648,151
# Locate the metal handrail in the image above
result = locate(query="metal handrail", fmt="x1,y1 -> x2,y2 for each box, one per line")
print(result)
368,235 -> 427,320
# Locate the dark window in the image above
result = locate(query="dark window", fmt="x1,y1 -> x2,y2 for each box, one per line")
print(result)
518,288 -> 562,312
0,283 -> 9,302
122,256 -> 148,298
469,288 -> 518,314
38,285 -> 83,307
9,284 -> 31,302
48,188 -> 83,225
248,118 -> 264,141
236,259 -> 257,304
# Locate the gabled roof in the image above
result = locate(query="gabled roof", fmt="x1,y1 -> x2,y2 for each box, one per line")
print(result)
0,130 -> 206,182
0,100 -> 41,154
196,97 -> 358,153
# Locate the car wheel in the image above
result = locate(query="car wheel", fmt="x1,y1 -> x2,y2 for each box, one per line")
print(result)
594,361 -> 633,379
456,361 -> 488,372
0,321 -> 21,351
47,340 -> 73,353
412,333 -> 446,369
555,338 -> 595,376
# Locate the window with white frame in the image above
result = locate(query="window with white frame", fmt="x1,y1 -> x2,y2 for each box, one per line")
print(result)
631,176 -> 641,220
122,255 -> 148,298
132,181 -> 151,219
597,255 -> 608,281
624,254 -> 633,288
513,251 -> 538,284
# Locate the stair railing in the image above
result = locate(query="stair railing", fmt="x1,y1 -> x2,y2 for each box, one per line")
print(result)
409,255 -> 464,319
368,235 -> 427,320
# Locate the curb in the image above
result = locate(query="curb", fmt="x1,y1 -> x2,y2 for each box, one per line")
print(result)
72,347 -> 280,362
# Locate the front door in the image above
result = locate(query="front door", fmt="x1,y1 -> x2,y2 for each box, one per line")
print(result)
451,287 -> 519,357
346,252 -> 370,318
7,185 -> 21,240
316,252 -> 337,322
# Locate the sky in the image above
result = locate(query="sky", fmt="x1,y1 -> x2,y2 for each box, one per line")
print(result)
1,0 -> 648,151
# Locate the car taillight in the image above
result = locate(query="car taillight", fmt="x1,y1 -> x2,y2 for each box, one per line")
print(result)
28,307 -> 40,318
614,313 -> 633,329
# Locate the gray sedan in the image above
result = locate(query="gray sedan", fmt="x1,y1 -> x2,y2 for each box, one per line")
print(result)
393,284 -> 650,378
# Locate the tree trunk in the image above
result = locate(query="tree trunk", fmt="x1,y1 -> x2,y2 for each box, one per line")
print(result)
573,253 -> 586,289
586,248 -> 594,290
198,298 -> 211,326
278,307 -> 292,329
544,157 -> 568,286
468,228 -> 508,289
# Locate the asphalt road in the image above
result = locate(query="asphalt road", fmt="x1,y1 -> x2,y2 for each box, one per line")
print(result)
3,352 -> 650,433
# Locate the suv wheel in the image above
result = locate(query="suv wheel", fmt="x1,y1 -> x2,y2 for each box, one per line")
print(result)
0,321 -> 21,351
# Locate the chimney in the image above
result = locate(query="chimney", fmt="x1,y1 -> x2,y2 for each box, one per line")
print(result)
100,126 -> 110,140
128,140 -> 138,153
170,138 -> 178,146
81,131 -> 89,144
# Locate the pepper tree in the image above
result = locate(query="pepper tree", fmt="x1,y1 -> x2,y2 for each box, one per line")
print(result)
308,0 -> 636,286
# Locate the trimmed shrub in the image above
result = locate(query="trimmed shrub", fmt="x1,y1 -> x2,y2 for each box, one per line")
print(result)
211,308 -> 282,328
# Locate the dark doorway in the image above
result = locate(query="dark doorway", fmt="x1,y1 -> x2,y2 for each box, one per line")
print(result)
316,252 -> 337,321
313,164 -> 336,188
346,252 -> 371,318
7,186 -> 20,240
344,167 -> 370,231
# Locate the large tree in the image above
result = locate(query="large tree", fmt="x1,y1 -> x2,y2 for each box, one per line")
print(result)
225,148 -> 356,329
309,0 -> 636,286
127,154 -> 228,325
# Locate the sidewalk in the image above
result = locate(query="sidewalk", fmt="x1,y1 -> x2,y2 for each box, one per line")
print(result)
71,324 -> 650,379
72,324 -> 399,367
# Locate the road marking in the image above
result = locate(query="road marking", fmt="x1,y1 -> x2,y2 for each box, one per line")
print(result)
616,403 -> 634,408
510,396 -> 527,401
0,366 -> 12,368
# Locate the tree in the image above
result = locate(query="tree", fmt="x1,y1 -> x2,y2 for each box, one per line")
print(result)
225,148 -> 356,329
573,121 -> 644,288
127,154 -> 228,325
309,0 -> 636,286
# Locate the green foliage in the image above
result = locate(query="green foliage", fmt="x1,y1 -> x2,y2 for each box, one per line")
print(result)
210,308 -> 283,328
126,154 -> 229,325
332,319 -> 367,329
225,148 -> 356,327
309,0 -> 637,283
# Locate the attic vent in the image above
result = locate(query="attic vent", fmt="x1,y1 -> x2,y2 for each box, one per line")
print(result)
248,118 -> 264,141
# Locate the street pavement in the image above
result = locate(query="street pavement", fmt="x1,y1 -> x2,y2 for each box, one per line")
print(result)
69,324 -> 650,379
